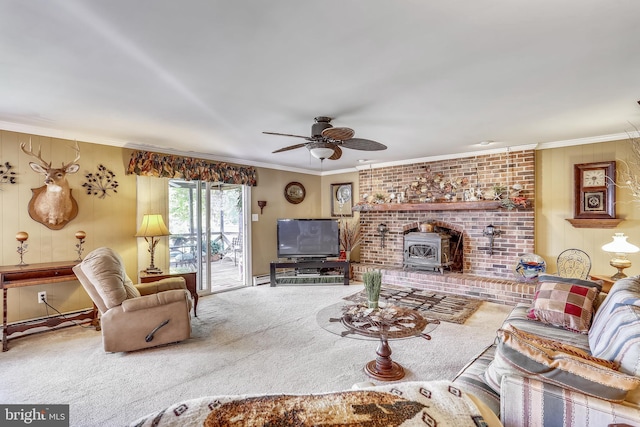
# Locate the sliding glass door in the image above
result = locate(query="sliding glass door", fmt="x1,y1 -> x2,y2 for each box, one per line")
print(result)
168,179 -> 249,293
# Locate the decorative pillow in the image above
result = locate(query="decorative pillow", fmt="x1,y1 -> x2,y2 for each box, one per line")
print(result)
527,275 -> 601,333
536,274 -> 603,292
484,325 -> 640,402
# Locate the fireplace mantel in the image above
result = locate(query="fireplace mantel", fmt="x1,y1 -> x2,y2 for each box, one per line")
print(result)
353,200 -> 502,212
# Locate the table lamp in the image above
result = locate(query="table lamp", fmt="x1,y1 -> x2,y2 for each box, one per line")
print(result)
135,214 -> 170,274
601,233 -> 639,280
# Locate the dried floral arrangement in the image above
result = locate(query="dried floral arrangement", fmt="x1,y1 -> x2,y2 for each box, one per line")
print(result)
0,161 -> 16,187
82,164 -> 119,198
406,166 -> 470,202
339,218 -> 362,251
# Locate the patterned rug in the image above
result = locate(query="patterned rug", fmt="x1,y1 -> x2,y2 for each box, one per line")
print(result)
344,285 -> 482,324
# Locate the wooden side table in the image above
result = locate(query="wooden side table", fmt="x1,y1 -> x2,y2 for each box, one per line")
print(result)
139,271 -> 199,317
1,261 -> 97,351
589,274 -> 615,293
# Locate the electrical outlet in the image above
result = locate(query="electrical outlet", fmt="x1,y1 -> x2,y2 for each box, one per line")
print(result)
38,291 -> 47,304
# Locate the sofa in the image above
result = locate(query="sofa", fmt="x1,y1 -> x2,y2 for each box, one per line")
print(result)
453,274 -> 640,427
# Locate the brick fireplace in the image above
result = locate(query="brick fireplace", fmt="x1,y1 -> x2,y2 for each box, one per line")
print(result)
352,149 -> 537,305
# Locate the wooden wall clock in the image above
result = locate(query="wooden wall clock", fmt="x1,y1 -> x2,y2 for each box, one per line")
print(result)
574,161 -> 616,219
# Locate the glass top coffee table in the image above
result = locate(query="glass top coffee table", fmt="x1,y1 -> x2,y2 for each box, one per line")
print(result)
317,300 -> 439,381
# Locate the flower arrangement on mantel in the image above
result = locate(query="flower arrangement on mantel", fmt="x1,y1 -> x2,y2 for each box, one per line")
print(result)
356,165 -> 529,209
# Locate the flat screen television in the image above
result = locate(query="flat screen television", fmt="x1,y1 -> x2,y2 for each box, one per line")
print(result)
277,218 -> 340,259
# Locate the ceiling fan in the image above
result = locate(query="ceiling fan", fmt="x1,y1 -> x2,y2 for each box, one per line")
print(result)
264,116 -> 387,160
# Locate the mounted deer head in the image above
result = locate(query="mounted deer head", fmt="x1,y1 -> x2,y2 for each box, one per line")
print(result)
21,140 -> 80,229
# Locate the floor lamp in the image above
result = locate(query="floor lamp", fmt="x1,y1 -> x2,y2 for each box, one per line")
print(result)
136,214 -> 170,274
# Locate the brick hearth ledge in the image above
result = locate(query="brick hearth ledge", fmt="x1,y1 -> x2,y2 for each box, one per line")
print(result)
352,264 -> 536,306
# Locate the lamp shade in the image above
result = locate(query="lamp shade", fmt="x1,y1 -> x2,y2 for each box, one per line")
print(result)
135,214 -> 170,237
309,147 -> 335,160
601,233 -> 640,254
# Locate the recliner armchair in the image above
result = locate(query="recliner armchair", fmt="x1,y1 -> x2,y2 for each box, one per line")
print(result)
73,247 -> 192,352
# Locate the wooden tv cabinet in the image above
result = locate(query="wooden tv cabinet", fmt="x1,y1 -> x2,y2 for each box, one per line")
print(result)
269,260 -> 350,287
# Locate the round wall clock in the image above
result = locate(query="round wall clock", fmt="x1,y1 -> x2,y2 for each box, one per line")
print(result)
284,182 -> 305,204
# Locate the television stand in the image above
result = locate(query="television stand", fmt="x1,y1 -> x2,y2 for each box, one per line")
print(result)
270,260 -> 350,287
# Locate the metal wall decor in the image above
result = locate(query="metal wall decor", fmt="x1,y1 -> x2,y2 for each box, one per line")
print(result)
0,162 -> 16,187
82,164 -> 119,198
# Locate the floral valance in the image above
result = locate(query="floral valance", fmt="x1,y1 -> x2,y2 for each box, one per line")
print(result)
126,150 -> 257,186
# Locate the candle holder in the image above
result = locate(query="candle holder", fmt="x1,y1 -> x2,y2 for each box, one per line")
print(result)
16,231 -> 29,266
75,230 -> 87,261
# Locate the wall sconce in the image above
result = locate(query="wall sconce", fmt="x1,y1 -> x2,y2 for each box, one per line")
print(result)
15,231 -> 29,266
377,223 -> 389,248
135,214 -> 170,274
602,233 -> 640,279
257,200 -> 267,214
483,224 -> 502,255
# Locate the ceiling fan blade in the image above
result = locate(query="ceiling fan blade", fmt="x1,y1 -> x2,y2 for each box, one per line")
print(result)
341,138 -> 387,151
329,146 -> 342,160
321,126 -> 355,141
272,143 -> 307,153
263,131 -> 310,140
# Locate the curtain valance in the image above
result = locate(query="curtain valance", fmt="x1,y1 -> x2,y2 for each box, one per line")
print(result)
126,150 -> 257,186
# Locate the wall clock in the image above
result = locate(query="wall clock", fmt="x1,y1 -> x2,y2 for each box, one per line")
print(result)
574,161 -> 616,219
284,182 -> 305,204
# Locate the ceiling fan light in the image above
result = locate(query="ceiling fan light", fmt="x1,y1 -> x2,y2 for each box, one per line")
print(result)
309,147 -> 335,160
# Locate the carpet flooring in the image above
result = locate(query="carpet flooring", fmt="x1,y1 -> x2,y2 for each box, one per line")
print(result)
344,285 -> 483,324
0,283 -> 513,426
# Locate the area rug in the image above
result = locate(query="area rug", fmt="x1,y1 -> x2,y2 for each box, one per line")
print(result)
344,285 -> 482,324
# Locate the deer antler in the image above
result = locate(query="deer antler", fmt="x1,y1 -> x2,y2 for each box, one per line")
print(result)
20,139 -> 51,168
61,140 -> 81,169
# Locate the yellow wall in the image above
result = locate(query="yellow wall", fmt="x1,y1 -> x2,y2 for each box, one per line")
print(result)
6,126 -> 637,324
536,138 -> 640,276
0,130 -> 138,323
249,168 -> 322,276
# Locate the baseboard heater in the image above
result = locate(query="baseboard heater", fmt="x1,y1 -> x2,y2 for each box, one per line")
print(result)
252,274 -> 271,286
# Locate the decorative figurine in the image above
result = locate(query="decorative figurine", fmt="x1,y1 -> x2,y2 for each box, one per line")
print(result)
16,231 -> 29,266
75,230 -> 87,261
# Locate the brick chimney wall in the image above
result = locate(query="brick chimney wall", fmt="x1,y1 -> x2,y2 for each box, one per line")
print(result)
357,149 -> 535,279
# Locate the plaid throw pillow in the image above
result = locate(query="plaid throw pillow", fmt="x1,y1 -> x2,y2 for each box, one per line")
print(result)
527,275 -> 600,333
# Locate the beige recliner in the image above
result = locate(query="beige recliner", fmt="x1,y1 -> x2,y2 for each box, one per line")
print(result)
73,247 -> 192,352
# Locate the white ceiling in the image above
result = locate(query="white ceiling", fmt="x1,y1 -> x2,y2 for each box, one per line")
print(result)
1,0 -> 640,174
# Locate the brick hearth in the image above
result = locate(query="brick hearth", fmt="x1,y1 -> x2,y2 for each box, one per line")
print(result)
352,263 -> 536,306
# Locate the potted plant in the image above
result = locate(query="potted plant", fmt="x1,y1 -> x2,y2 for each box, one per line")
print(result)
362,270 -> 382,308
